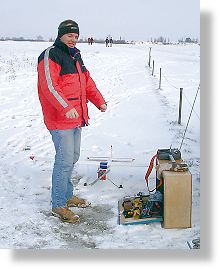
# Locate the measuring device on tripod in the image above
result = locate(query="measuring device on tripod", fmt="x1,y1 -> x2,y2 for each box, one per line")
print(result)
85,145 -> 135,188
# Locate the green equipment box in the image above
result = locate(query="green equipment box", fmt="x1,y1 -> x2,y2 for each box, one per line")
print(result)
118,193 -> 163,225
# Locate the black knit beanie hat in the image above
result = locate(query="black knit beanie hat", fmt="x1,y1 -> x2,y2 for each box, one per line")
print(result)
58,20 -> 79,38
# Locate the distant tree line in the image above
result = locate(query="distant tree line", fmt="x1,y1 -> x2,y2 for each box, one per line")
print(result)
0,35 -> 199,44
178,37 -> 199,44
0,35 -> 46,42
146,36 -> 199,44
0,35 -> 128,44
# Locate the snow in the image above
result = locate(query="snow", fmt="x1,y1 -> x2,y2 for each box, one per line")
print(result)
0,41 -> 200,249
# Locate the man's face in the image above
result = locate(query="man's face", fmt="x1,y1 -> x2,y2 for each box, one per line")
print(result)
60,33 -> 79,48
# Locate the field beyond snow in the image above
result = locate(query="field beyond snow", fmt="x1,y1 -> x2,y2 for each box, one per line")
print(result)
0,41 -> 200,249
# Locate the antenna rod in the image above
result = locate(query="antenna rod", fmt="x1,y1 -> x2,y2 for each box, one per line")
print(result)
179,85 -> 200,150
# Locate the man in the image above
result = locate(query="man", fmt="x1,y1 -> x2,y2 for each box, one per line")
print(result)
109,37 -> 113,47
37,20 -> 107,223
105,37 -> 109,47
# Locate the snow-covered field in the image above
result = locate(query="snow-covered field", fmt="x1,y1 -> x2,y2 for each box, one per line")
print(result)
0,41 -> 200,249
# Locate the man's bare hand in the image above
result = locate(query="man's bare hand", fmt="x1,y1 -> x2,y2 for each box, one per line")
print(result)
65,108 -> 79,118
100,104 -> 107,112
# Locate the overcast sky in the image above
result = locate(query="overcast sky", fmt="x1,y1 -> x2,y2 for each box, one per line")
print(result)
0,0 -> 199,41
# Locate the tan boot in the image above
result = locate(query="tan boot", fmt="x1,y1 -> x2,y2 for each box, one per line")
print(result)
52,207 -> 80,223
67,195 -> 91,208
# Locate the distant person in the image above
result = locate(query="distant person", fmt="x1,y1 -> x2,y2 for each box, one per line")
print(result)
88,37 -> 91,45
109,37 -> 113,47
37,20 -> 107,223
105,37 -> 109,47
90,37 -> 94,45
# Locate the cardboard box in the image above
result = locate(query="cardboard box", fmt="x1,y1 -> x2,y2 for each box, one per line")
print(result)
162,170 -> 192,228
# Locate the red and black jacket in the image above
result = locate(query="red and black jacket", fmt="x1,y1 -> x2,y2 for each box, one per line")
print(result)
37,38 -> 106,130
